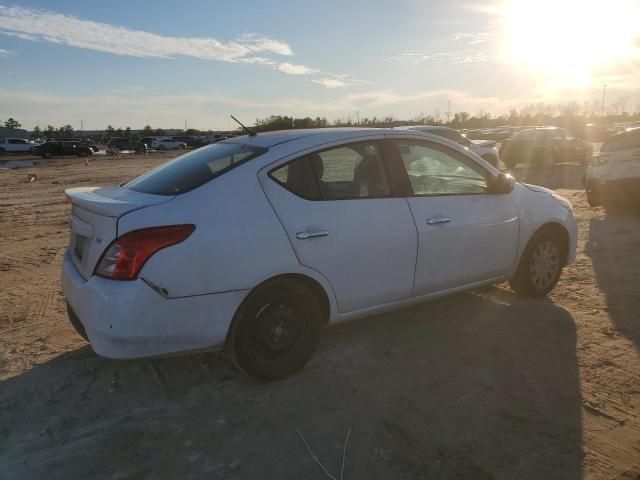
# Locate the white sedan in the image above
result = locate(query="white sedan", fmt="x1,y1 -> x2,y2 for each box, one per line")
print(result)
151,137 -> 186,150
62,128 -> 577,379
397,125 -> 501,167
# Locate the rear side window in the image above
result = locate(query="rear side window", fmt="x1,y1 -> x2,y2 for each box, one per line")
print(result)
125,143 -> 266,195
601,130 -> 640,153
270,141 -> 391,200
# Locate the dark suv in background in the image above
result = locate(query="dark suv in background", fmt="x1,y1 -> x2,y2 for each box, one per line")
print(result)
106,138 -> 147,154
500,127 -> 592,168
33,140 -> 94,158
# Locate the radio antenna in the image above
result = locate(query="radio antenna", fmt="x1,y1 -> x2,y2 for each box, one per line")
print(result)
230,115 -> 257,136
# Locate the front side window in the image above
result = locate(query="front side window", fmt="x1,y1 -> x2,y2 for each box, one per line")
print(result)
270,141 -> 391,200
395,141 -> 488,195
125,142 -> 266,195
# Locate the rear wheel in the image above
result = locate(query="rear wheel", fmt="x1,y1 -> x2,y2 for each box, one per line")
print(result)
42,151 -> 52,159
227,279 -> 322,380
159,145 -> 166,151
509,230 -> 565,297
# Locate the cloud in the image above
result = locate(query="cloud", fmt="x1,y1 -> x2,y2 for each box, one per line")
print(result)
312,75 -> 371,88
0,47 -> 13,57
454,32 -> 490,45
393,51 -> 490,65
0,5 -> 292,62
277,62 -> 318,75
0,4 -> 369,84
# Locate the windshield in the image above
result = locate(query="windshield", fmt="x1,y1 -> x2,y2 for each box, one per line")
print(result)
124,142 -> 266,195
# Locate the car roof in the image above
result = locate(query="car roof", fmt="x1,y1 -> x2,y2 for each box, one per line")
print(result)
395,125 -> 455,132
221,128 -> 387,148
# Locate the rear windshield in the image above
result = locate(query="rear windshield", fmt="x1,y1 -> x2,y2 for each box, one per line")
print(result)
124,142 -> 266,195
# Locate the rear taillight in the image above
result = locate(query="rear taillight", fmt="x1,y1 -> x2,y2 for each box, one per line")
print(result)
95,225 -> 195,280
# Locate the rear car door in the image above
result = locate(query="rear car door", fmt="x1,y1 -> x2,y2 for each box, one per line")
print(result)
260,139 -> 418,313
390,138 -> 519,295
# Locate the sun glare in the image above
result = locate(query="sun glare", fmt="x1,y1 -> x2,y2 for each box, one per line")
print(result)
501,0 -> 640,89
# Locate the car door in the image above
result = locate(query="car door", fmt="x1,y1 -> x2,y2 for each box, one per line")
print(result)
390,138 -> 519,295
260,139 -> 418,313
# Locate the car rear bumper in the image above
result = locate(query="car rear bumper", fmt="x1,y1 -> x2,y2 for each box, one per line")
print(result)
61,250 -> 249,359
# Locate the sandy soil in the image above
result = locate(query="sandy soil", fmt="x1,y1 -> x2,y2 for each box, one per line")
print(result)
0,152 -> 639,479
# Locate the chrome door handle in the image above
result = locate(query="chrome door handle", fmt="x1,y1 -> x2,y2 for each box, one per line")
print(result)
426,215 -> 452,225
296,230 -> 330,240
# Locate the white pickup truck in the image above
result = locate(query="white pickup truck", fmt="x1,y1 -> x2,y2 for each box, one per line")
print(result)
0,138 -> 36,154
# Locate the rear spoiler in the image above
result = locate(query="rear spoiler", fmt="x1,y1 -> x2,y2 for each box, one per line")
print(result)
65,186 -> 174,217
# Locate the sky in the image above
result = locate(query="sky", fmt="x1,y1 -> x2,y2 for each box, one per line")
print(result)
0,0 -> 639,131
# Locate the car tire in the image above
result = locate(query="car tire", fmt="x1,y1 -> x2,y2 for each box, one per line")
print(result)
42,151 -> 52,159
509,230 -> 565,297
586,181 -> 601,207
159,145 -> 166,151
66,303 -> 89,341
227,278 -> 322,380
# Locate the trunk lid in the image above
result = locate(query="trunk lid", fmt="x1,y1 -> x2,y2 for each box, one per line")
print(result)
65,187 -> 174,279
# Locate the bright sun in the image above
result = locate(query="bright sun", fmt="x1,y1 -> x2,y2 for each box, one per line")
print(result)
501,0 -> 640,89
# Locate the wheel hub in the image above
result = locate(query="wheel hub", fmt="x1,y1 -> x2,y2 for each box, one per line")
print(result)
255,304 -> 300,356
529,240 -> 560,290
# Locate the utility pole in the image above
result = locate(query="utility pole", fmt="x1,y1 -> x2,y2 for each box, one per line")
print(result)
601,84 -> 607,117
447,100 -> 451,123
184,120 -> 187,131
80,120 -> 83,131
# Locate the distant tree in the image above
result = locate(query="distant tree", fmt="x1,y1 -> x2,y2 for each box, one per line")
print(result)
153,128 -> 165,136
31,125 -> 41,139
45,125 -> 56,139
4,117 -> 21,129
185,128 -> 199,135
143,125 -> 153,133
125,126 -> 132,137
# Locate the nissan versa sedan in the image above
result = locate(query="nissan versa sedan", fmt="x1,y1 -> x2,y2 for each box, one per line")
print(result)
62,128 -> 577,379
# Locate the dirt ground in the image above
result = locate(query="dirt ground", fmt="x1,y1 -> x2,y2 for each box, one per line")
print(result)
0,152 -> 639,480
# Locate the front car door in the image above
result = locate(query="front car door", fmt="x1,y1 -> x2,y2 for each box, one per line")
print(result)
260,138 -> 418,313
389,137 -> 519,295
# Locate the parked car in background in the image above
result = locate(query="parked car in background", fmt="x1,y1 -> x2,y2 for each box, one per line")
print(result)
171,135 -> 205,148
500,127 -> 592,168
58,138 -> 100,152
397,125 -> 500,166
152,137 -> 186,150
62,128 -> 576,380
33,140 -> 93,158
585,128 -> 640,208
0,138 -> 36,155
139,137 -> 159,149
107,138 -> 147,154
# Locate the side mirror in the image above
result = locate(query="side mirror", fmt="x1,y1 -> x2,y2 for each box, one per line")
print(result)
490,173 -> 515,194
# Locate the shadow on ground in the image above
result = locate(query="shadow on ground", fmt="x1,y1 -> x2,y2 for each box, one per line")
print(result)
587,210 -> 640,350
0,292 -> 582,479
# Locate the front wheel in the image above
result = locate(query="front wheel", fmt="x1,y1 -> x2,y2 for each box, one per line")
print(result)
227,279 -> 322,380
509,231 -> 565,297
